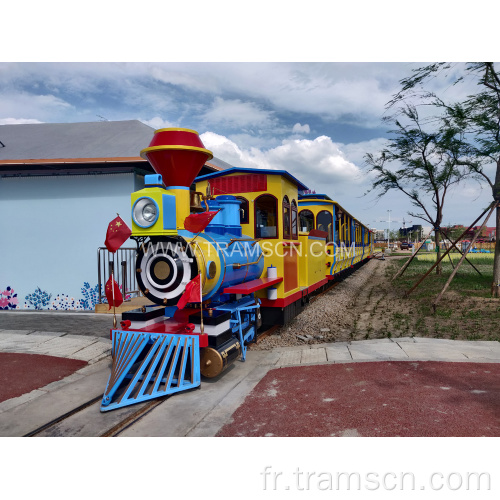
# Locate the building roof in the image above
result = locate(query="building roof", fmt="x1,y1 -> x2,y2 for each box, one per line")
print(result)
195,167 -> 309,191
0,120 -> 224,177
205,157 -> 233,171
0,120 -> 155,162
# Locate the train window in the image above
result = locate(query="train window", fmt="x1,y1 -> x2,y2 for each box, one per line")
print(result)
344,215 -> 351,246
255,194 -> 278,239
235,196 -> 249,224
335,208 -> 343,246
317,210 -> 333,242
291,200 -> 298,239
335,219 -> 340,245
299,210 -> 314,232
283,196 -> 291,239
335,211 -> 341,245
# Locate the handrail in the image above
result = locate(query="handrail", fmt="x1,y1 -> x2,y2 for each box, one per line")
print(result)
97,247 -> 140,304
232,252 -> 264,269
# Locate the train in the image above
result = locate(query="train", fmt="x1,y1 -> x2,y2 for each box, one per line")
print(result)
100,128 -> 374,411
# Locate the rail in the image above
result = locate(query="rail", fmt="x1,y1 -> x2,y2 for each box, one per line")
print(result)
97,247 -> 140,304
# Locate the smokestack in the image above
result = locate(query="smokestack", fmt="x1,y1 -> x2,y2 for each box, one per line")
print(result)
140,128 -> 213,188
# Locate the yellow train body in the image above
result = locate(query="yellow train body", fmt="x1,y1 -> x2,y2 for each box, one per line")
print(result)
194,168 -> 373,317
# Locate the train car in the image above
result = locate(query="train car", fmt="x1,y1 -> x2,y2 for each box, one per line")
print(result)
298,194 -> 373,278
100,128 -> 373,411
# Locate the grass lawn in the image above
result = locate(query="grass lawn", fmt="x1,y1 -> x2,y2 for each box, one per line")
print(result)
385,254 -> 500,341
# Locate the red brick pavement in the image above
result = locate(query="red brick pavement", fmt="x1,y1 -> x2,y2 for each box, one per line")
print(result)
0,353 -> 87,403
217,361 -> 500,437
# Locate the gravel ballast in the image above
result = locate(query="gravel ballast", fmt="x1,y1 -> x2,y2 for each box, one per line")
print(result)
253,259 -> 381,350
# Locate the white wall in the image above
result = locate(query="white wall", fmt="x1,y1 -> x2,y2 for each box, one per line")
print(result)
0,172 -> 136,310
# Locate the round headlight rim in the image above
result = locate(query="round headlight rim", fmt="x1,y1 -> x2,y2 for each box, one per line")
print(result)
133,197 -> 159,228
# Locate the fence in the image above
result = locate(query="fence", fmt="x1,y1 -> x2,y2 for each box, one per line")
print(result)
97,247 -> 140,304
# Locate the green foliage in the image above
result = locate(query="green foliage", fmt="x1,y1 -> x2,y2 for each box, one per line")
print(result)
365,103 -> 474,238
372,61 -> 500,294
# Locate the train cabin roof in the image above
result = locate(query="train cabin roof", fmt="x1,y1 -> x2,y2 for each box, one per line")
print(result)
195,167 -> 309,192
298,196 -> 369,232
298,193 -> 333,201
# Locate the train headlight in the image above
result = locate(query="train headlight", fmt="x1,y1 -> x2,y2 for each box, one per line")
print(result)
133,197 -> 159,228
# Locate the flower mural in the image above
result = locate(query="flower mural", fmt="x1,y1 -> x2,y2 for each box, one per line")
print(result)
13,282 -> 133,310
0,286 -> 19,309
24,287 -> 52,310
80,282 -> 101,310
51,294 -> 85,310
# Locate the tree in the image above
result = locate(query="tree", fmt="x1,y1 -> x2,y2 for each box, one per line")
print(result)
365,104 -> 474,274
389,229 -> 401,242
389,62 -> 500,296
442,224 -> 466,246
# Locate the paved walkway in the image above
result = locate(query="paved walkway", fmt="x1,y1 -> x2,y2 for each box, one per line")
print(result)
267,337 -> 500,365
0,326 -> 499,436
0,311 -> 112,337
217,360 -> 500,436
0,329 -> 111,363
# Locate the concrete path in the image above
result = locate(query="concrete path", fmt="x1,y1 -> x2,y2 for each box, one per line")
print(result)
0,330 -> 111,363
268,337 -> 500,366
0,327 -> 499,436
0,311 -> 112,338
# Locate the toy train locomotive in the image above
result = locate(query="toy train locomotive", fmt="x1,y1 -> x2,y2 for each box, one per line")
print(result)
100,128 -> 374,411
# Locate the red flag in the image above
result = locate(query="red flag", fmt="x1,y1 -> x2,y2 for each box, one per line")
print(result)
105,215 -> 132,253
184,211 -> 219,233
105,275 -> 123,310
177,274 -> 201,310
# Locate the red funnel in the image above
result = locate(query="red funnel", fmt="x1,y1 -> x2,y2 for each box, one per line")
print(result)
140,128 -> 213,188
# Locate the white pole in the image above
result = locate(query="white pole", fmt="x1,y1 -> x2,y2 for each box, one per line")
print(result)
387,210 -> 392,248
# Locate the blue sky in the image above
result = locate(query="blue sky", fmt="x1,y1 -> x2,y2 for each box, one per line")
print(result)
1,4 -> 496,235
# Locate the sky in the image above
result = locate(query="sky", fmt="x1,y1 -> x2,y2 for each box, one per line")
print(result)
1,4 -> 496,235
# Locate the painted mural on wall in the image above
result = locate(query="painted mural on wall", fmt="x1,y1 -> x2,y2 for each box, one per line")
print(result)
0,286 -> 19,310
1,282 -> 130,310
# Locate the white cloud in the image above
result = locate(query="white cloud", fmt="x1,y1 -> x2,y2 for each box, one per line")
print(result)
0,118 -> 43,125
202,97 -> 274,128
0,62 -> 478,135
340,137 -> 389,167
201,132 -> 363,194
0,92 -> 72,122
140,117 -> 177,130
149,65 -> 221,94
292,123 -> 310,134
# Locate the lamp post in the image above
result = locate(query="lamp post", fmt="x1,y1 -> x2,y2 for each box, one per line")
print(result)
380,210 -> 392,249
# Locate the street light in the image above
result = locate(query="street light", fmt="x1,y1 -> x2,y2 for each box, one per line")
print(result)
380,209 -> 392,248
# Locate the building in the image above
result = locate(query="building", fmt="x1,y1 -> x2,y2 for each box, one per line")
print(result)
0,121 -> 221,310
441,225 -> 496,242
398,224 -> 433,241
399,224 -> 422,239
370,228 -> 386,241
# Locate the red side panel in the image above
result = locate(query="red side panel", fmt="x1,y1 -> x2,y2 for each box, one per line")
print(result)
223,277 -> 283,294
309,229 -> 328,239
211,174 -> 267,195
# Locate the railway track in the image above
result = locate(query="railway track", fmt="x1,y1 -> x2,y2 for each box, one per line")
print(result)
24,395 -> 170,437
24,326 -> 281,437
23,395 -> 104,437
